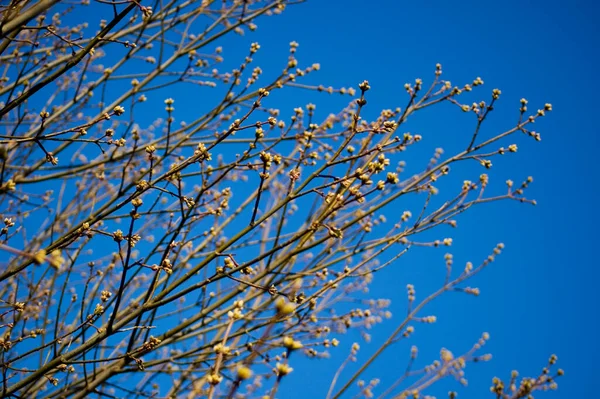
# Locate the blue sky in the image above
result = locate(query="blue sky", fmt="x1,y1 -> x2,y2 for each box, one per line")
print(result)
241,1 -> 597,398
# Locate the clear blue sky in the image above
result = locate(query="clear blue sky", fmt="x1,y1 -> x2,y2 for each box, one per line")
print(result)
236,1 -> 597,398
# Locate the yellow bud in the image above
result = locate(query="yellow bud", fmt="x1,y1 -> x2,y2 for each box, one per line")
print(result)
275,298 -> 295,315
33,249 -> 47,265
237,365 -> 252,380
